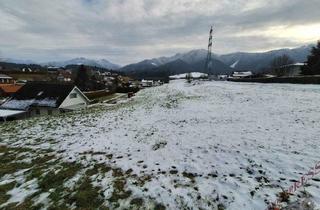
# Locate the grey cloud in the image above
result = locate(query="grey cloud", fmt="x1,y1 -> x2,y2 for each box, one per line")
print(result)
0,0 -> 319,65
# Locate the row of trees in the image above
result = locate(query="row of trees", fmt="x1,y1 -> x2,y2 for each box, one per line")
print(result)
270,54 -> 294,77
270,40 -> 320,76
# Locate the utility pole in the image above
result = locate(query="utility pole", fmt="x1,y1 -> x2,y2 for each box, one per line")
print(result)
205,26 -> 213,76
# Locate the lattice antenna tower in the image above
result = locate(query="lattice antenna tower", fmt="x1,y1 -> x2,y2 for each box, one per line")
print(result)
205,26 -> 213,75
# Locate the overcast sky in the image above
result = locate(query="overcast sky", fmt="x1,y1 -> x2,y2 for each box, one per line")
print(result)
0,0 -> 319,65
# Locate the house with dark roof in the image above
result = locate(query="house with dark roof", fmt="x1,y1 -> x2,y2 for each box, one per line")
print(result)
0,74 -> 14,84
0,82 -> 90,121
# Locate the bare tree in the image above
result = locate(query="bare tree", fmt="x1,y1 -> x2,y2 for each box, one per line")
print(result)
270,54 -> 294,76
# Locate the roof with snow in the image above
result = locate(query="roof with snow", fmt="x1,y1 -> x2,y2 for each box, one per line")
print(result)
232,71 -> 253,77
0,74 -> 12,79
170,72 -> 208,79
0,82 -> 75,110
0,109 -> 26,118
279,63 -> 306,68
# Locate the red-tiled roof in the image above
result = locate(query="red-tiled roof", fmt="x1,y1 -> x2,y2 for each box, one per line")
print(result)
0,85 -> 23,94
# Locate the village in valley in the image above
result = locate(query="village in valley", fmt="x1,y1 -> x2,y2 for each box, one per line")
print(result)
0,64 -> 164,122
1,1 -> 320,210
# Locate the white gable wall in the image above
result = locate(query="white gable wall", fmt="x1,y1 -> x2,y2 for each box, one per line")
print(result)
59,87 -> 89,110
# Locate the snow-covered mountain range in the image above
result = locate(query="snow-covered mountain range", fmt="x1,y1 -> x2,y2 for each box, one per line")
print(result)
120,57 -> 233,78
0,57 -> 121,70
119,44 -> 314,76
119,49 -> 235,77
217,45 -> 313,71
0,58 -> 36,65
1,44 -> 314,74
120,49 -> 208,72
41,57 -> 121,70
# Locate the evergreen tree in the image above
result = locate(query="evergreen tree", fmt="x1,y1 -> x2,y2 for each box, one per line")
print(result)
186,73 -> 192,83
302,41 -> 320,75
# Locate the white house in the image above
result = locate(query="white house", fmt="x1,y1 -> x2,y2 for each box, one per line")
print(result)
231,71 -> 253,79
0,74 -> 14,84
217,75 -> 228,80
274,63 -> 305,77
22,68 -> 32,72
169,72 -> 208,80
0,82 -> 90,122
140,79 -> 154,88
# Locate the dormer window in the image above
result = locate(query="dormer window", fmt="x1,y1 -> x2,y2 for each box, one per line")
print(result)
70,93 -> 77,98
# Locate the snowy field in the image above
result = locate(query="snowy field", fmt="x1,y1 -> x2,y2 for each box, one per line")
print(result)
1,80 -> 320,209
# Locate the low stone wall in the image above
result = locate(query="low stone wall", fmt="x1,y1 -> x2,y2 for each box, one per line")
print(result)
84,89 -> 112,100
116,87 -> 140,93
228,76 -> 320,84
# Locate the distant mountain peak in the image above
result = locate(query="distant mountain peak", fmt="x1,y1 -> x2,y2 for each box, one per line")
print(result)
120,49 -> 233,78
119,44 -> 314,78
218,45 -> 313,71
1,58 -> 36,65
41,58 -> 121,69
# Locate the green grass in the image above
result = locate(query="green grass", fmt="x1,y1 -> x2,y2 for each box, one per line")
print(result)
69,177 -> 104,209
0,146 -> 35,177
0,90 -> 171,209
0,145 -> 169,209
38,163 -> 82,191
86,163 -> 111,176
4,196 -> 44,210
0,181 -> 16,204
108,177 -> 132,203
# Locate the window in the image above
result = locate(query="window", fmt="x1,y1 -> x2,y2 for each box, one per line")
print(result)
36,109 -> 40,115
69,93 -> 77,99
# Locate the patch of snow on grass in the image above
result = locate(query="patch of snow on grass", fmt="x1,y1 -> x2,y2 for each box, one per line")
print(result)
1,80 -> 320,209
33,192 -> 50,207
1,179 -> 38,207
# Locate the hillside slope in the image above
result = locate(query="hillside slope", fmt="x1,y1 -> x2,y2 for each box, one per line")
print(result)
1,81 -> 319,209
218,45 -> 313,71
